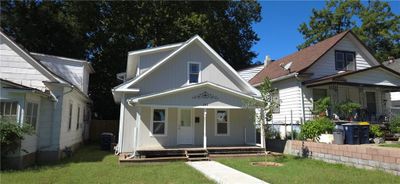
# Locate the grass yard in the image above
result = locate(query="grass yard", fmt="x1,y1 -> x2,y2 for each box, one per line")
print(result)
1,145 -> 213,184
379,143 -> 400,148
216,156 -> 400,184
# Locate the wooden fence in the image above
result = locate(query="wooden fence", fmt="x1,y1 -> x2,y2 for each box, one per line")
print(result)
89,120 -> 119,142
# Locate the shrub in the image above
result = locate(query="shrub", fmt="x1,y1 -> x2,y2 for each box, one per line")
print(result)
299,117 -> 334,141
370,124 -> 384,138
0,118 -> 34,155
389,115 -> 400,133
334,100 -> 361,120
312,97 -> 331,117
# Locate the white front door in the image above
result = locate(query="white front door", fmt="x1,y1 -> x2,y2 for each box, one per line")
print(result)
177,109 -> 194,145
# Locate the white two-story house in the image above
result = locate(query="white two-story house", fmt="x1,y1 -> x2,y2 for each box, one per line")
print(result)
0,31 -> 94,169
112,35 -> 262,159
244,31 -> 400,137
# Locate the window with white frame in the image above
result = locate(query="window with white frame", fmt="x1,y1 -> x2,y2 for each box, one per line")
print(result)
25,102 -> 39,128
335,50 -> 355,71
68,102 -> 73,130
76,106 -> 80,130
0,101 -> 18,121
216,110 -> 229,135
188,62 -> 200,83
151,109 -> 167,135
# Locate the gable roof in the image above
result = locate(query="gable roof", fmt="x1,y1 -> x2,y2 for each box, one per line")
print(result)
0,31 -> 67,84
114,35 -> 260,96
249,31 -> 353,86
0,31 -> 91,99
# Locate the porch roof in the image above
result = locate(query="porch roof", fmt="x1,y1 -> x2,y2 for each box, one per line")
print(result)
303,65 -> 400,91
127,82 -> 262,109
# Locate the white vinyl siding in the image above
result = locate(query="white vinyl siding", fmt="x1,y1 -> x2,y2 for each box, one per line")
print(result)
0,43 -> 49,91
270,79 -> 306,124
134,43 -> 244,94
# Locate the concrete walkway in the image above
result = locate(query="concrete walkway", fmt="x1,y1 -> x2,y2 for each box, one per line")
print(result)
186,161 -> 268,184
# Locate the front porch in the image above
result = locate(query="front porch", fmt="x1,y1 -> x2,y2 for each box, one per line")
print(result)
304,66 -> 400,123
117,82 -> 263,161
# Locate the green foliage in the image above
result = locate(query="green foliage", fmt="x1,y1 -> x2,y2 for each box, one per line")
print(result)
298,0 -> 400,62
370,124 -> 384,138
0,118 -> 34,155
389,115 -> 400,133
1,1 -> 262,119
300,117 -> 334,141
334,100 -> 361,120
312,97 -> 331,117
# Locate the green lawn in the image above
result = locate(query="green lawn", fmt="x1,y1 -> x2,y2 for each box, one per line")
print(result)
1,145 -> 213,184
379,143 -> 400,148
216,156 -> 399,184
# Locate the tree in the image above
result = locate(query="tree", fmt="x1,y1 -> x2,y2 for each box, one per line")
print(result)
0,1 -> 262,119
247,78 -> 279,148
298,0 -> 400,62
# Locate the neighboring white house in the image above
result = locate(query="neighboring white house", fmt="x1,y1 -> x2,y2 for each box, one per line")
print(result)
112,35 -> 262,156
244,31 -> 400,138
0,31 -> 94,169
384,58 -> 400,115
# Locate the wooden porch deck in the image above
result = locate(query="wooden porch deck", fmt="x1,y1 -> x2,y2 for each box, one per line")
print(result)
120,145 -> 266,163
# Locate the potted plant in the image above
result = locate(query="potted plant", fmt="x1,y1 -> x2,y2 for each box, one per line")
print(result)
334,100 -> 361,121
370,124 -> 384,144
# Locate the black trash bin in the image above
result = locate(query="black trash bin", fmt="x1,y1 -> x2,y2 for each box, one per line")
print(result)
100,132 -> 115,151
343,123 -> 369,144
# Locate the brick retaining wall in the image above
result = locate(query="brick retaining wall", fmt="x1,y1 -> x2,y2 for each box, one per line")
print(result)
283,140 -> 400,176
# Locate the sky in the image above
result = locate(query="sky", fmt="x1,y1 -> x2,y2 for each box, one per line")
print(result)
251,0 -> 400,63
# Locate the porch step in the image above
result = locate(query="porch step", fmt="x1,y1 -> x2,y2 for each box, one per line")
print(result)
185,149 -> 209,161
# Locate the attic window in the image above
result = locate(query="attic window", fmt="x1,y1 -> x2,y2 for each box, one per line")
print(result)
335,51 -> 355,71
188,62 -> 201,84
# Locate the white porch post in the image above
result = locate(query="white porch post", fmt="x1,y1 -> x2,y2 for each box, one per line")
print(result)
203,108 -> 207,149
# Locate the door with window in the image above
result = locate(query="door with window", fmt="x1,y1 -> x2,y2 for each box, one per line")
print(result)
177,109 -> 194,145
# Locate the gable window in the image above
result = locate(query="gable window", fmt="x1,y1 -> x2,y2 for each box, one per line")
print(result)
0,102 -> 18,121
188,62 -> 201,83
76,106 -> 80,130
151,108 -> 167,135
215,110 -> 229,136
25,102 -> 39,128
68,102 -> 73,130
335,51 -> 355,71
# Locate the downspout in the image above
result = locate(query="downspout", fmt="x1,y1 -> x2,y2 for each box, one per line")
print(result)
295,74 -> 306,123
117,94 -> 126,154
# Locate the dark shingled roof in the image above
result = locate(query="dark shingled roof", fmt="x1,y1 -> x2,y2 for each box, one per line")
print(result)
249,30 -> 351,85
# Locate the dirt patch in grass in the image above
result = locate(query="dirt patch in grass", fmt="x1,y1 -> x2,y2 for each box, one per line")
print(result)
251,161 -> 283,167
